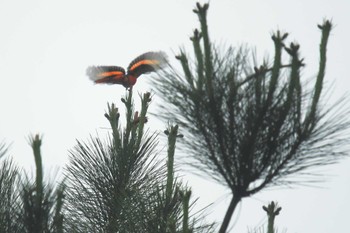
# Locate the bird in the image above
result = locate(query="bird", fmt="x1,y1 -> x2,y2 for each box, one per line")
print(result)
86,51 -> 167,88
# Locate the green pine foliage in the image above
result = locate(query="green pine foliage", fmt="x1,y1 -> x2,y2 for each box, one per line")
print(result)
0,137 -> 65,233
0,91 -> 213,233
0,142 -> 21,233
151,2 -> 350,233
65,90 -> 214,233
0,2 -> 348,233
19,135 -> 65,233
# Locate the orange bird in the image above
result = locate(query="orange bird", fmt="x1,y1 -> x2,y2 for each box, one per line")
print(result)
86,51 -> 167,88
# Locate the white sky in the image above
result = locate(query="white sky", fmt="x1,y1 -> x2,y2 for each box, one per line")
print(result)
1,0 -> 350,232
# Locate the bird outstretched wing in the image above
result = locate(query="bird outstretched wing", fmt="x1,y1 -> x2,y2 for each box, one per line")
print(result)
86,66 -> 126,84
127,52 -> 167,78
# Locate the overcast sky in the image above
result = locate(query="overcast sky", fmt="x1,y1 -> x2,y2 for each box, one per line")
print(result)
1,0 -> 350,232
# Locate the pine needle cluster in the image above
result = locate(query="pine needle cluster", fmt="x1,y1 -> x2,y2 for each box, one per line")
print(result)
152,3 -> 350,232
65,91 -> 214,233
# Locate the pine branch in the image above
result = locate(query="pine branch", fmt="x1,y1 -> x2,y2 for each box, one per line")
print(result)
0,142 -> 20,233
66,91 -> 165,232
19,135 -> 66,233
151,3 -> 350,233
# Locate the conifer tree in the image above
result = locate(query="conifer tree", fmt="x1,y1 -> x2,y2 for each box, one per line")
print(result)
65,90 -> 214,233
0,142 -> 20,233
0,137 -> 65,233
19,135 -> 65,233
152,2 -> 350,232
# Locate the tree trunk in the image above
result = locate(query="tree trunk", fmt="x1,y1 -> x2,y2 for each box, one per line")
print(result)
219,196 -> 241,233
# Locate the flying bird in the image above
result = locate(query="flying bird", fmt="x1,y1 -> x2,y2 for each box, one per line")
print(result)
86,51 -> 167,88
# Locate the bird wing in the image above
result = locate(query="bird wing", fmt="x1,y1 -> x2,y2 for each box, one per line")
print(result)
127,51 -> 167,78
86,66 -> 126,84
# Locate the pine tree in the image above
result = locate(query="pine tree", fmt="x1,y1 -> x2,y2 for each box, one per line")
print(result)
152,2 -> 350,232
0,142 -> 20,233
0,137 -> 65,233
19,135 -> 65,233
65,90 -> 214,233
